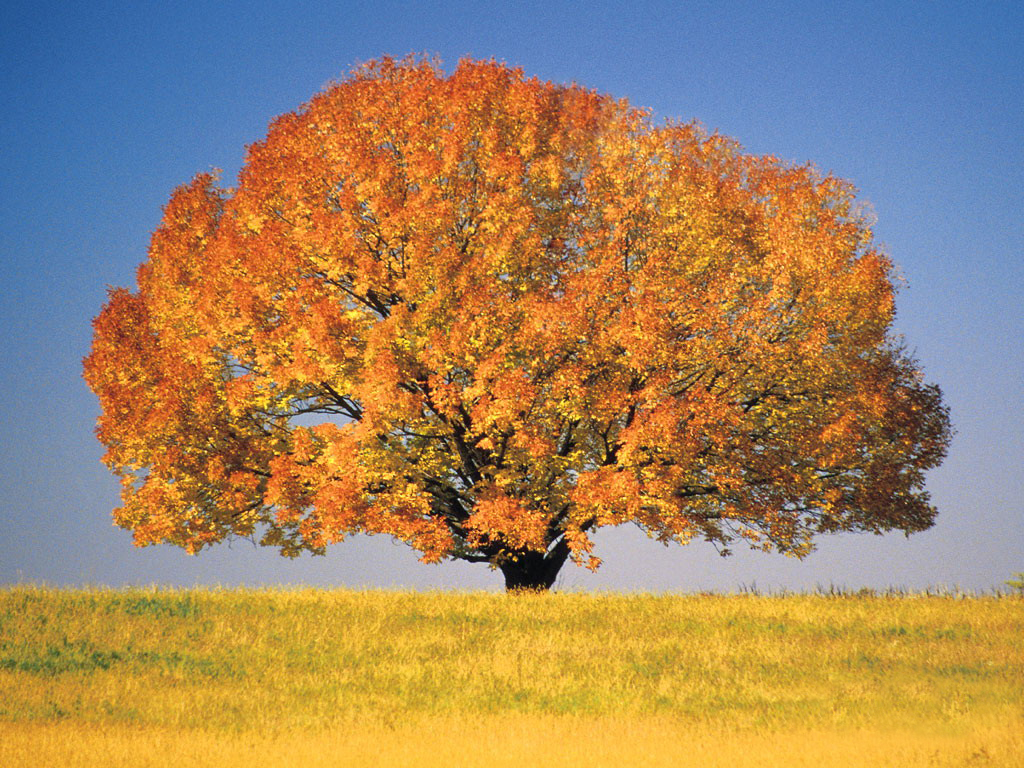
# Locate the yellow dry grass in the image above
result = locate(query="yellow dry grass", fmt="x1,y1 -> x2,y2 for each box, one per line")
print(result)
3,717 -> 1023,768
1,587 -> 1022,766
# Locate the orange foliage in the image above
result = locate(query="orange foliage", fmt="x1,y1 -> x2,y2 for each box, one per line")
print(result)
84,56 -> 951,589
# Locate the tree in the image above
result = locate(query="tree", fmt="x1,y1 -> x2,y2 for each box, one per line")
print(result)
84,56 -> 951,591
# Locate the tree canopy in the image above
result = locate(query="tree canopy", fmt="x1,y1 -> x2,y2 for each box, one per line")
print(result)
84,56 -> 951,590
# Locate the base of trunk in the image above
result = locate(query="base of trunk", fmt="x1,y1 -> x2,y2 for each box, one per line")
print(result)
498,545 -> 569,592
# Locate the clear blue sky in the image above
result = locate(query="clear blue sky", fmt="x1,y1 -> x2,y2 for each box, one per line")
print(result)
1,0 -> 1021,591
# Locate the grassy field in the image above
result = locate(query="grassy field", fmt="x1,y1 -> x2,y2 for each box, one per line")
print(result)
1,587 -> 1021,766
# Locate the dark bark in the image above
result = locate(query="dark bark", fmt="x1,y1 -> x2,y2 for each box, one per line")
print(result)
498,539 -> 571,592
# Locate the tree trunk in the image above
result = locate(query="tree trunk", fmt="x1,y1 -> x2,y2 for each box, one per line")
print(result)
498,541 -> 570,592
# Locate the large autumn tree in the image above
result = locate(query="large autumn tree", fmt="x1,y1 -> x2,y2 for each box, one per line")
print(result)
84,56 -> 951,590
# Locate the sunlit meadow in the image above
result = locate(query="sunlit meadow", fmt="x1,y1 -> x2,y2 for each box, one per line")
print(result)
1,588 -> 1021,766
